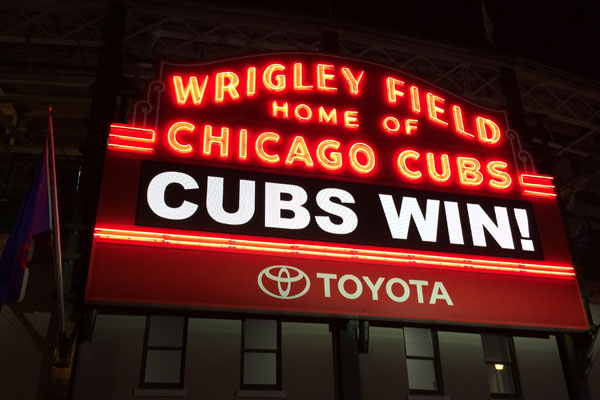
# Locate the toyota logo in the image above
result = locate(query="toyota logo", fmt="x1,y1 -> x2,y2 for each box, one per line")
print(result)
257,265 -> 310,299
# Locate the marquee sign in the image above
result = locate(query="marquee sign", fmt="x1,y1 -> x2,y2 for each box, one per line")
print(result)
86,53 -> 588,330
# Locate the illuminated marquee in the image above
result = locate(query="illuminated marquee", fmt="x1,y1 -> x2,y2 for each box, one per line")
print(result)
87,53 -> 587,330
107,58 -> 554,197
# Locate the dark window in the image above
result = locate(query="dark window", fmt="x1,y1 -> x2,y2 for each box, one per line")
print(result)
404,327 -> 443,394
241,319 -> 281,389
140,315 -> 188,388
481,334 -> 520,398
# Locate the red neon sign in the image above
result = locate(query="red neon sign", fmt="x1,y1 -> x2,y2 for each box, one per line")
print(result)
107,124 -> 156,154
86,53 -> 585,330
113,62 -> 555,198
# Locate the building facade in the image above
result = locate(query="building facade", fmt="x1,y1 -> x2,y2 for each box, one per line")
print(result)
1,2 -> 600,400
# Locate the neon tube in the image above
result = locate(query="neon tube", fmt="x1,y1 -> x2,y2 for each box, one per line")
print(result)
94,227 -> 575,280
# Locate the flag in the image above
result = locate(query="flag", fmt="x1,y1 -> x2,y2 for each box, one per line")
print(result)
0,143 -> 51,305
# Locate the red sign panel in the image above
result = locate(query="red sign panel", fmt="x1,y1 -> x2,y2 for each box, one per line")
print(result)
86,53 -> 587,330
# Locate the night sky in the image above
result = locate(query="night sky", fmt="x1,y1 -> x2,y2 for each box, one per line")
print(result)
212,1 -> 600,82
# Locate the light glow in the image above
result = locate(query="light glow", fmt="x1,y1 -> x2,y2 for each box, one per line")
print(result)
238,129 -> 248,160
386,77 -> 405,103
255,132 -> 280,164
383,116 -> 401,134
426,93 -> 448,126
294,104 -> 312,121
409,86 -> 421,113
340,67 -> 364,95
293,62 -> 313,91
167,121 -> 195,154
344,110 -> 359,129
426,153 -> 451,182
202,125 -> 229,158
108,125 -> 155,142
272,100 -> 289,118
476,117 -> 501,144
108,124 -> 156,154
316,140 -> 342,170
348,143 -> 375,174
457,157 -> 483,186
285,136 -> 314,167
172,75 -> 208,106
263,64 -> 286,92
397,150 -> 422,180
405,119 -> 418,135
246,67 -> 256,96
319,107 -> 337,124
519,174 -> 557,198
452,105 -> 474,139
522,190 -> 557,199
106,143 -> 154,154
487,161 -> 512,189
214,71 -> 240,103
317,64 -> 337,92
93,227 -> 576,279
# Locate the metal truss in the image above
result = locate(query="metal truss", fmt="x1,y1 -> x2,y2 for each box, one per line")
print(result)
1,1 -> 599,234
120,5 -> 509,106
517,66 -> 600,164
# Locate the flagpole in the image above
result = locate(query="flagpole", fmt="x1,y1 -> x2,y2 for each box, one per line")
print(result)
48,106 -> 66,335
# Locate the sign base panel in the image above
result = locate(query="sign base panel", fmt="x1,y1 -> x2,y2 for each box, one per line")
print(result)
85,241 -> 588,331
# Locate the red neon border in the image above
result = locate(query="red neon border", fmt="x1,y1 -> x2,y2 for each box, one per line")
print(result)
94,226 -> 575,280
107,124 -> 156,154
519,174 -> 557,198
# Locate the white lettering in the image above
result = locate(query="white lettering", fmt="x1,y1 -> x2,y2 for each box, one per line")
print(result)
379,195 -> 440,242
408,279 -> 429,303
147,171 -> 199,220
385,278 -> 410,302
467,204 -> 514,249
302,272 -> 453,306
444,201 -> 464,245
338,274 -> 363,299
206,176 -> 255,225
265,182 -> 311,230
315,188 -> 358,234
316,273 -> 337,298
363,276 -> 385,300
429,281 -> 453,305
